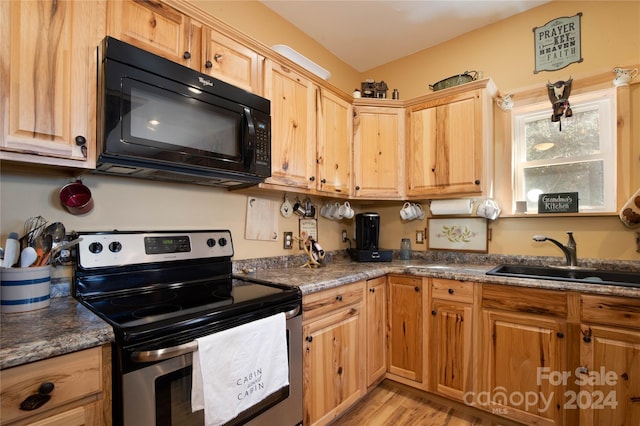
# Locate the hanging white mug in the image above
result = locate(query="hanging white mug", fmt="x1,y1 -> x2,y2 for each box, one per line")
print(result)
400,202 -> 416,220
339,201 -> 354,219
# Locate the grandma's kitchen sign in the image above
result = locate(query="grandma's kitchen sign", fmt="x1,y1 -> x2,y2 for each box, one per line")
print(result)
538,192 -> 579,213
533,13 -> 582,73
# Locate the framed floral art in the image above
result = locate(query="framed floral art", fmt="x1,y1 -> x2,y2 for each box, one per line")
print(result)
427,217 -> 488,253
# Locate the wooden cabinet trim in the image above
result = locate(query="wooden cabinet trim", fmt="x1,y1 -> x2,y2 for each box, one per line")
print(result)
482,283 -> 567,318
0,347 -> 104,425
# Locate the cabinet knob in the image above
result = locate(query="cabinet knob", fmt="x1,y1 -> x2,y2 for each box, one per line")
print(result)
320,178 -> 326,184
583,336 -> 592,343
577,367 -> 588,375
414,286 -> 420,292
74,135 -> 86,146
431,310 -> 437,316
355,185 -> 360,190
581,327 -> 592,343
183,51 -> 191,60
474,179 -> 481,185
448,288 -> 454,294
336,295 -> 343,301
19,382 -> 55,411
205,60 -> 213,69
556,331 -> 564,339
306,336 -> 313,342
214,53 -> 223,62
309,176 -> 315,182
369,288 -> 375,293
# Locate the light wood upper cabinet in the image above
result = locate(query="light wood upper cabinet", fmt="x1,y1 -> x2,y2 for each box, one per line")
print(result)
406,79 -> 496,198
316,88 -> 352,195
107,0 -> 262,93
387,275 -> 424,385
579,295 -> 640,426
352,103 -> 405,199
0,0 -> 104,168
365,276 -> 387,388
201,26 -> 261,93
263,59 -> 317,189
107,0 -> 195,67
302,281 -> 365,426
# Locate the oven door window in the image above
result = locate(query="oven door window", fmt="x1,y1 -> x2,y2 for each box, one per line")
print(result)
154,361 -> 290,426
121,78 -> 242,162
155,366 -> 204,426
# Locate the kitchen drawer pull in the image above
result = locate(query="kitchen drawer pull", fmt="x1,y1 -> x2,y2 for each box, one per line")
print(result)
131,306 -> 300,363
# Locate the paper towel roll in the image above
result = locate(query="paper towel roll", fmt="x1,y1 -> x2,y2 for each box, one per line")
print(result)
429,199 -> 474,215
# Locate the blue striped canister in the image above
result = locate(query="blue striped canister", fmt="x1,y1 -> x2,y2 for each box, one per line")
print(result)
0,266 -> 51,313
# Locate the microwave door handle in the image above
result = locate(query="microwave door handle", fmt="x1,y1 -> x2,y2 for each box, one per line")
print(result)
130,307 -> 300,363
243,107 -> 255,168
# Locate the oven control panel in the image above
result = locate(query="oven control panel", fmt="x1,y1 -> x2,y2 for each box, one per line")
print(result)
77,230 -> 234,268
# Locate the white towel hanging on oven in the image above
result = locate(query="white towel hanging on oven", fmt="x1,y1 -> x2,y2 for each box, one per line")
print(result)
191,312 -> 289,426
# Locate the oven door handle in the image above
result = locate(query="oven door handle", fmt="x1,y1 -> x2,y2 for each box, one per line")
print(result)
130,306 -> 301,363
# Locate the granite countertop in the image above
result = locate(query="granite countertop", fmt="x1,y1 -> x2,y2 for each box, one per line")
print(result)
2,256 -> 639,371
236,258 -> 640,298
0,297 -> 114,370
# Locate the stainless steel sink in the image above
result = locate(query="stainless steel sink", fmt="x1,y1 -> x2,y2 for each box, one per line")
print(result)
486,264 -> 640,288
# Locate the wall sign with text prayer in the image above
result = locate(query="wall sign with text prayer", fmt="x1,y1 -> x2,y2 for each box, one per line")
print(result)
533,13 -> 583,73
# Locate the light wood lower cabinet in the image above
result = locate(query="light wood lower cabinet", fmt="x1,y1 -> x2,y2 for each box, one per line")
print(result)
302,281 -> 365,426
579,295 -> 640,426
0,345 -> 111,426
365,276 -> 387,388
428,279 -> 475,402
479,284 -> 567,426
386,274 -> 424,386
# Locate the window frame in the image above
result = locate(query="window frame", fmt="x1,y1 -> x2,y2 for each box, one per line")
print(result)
511,87 -> 617,213
492,72 -> 634,218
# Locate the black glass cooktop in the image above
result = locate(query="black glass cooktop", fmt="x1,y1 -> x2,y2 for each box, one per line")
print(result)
82,278 -> 297,328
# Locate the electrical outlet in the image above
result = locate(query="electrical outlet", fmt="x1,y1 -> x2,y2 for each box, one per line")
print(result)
341,230 -> 348,242
283,232 -> 293,249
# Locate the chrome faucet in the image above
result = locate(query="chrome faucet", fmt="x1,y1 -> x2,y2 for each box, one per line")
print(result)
533,231 -> 577,267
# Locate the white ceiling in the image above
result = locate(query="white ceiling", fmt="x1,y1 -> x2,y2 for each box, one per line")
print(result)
261,0 -> 550,72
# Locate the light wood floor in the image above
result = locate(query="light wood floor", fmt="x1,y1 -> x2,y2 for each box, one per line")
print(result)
331,380 -> 525,426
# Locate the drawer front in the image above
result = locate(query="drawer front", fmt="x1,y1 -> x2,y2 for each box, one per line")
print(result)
581,294 -> 640,329
482,283 -> 567,318
431,278 -> 473,303
303,281 -> 364,322
1,347 -> 102,424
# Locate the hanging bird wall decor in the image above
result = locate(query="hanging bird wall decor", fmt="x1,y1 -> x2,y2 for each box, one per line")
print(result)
546,78 -> 573,131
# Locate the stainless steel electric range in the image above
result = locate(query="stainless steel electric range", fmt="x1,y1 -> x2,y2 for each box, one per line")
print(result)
73,230 -> 302,426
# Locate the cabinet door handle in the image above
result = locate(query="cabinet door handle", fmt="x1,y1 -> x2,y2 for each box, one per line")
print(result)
74,135 -> 86,146
309,176 -> 315,182
474,179 -> 481,185
581,327 -> 592,343
414,286 -> 420,292
556,331 -> 564,339
320,178 -> 326,184
431,310 -> 437,316
355,185 -> 360,190
19,382 -> 55,411
214,53 -> 223,62
205,60 -> 213,69
183,51 -> 191,60
448,288 -> 454,294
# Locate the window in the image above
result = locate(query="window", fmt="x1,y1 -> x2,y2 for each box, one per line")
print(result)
512,88 -> 617,213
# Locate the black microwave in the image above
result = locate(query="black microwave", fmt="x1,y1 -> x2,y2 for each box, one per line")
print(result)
96,36 -> 271,188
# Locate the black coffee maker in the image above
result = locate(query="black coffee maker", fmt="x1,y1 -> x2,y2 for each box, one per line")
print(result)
351,212 -> 392,262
